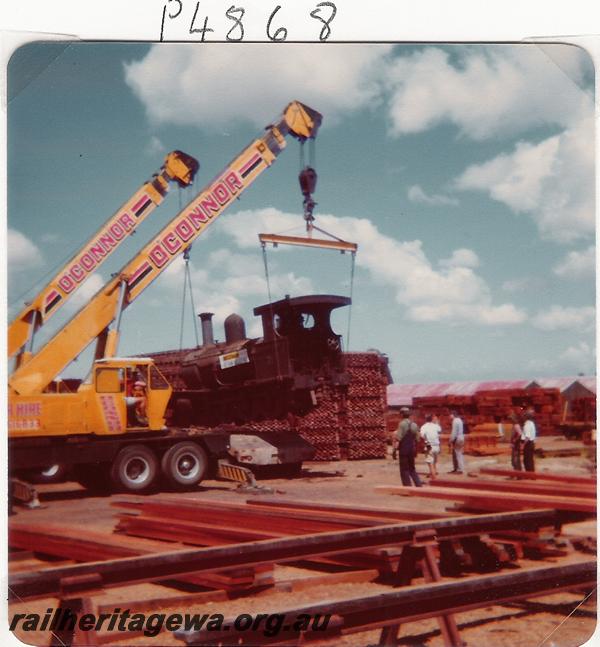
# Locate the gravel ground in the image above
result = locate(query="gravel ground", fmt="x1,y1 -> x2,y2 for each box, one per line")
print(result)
8,439 -> 598,647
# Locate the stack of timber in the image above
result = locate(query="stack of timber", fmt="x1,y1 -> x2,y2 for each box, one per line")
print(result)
148,349 -> 390,461
113,497 -> 421,575
377,470 -> 597,518
286,351 -> 389,461
406,387 -> 563,436
342,352 -> 389,460
294,383 -> 344,461
8,521 -> 273,592
10,501 -> 582,605
113,496 -> 584,572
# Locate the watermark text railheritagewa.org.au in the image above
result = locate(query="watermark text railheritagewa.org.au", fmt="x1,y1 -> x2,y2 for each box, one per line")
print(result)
10,607 -> 332,638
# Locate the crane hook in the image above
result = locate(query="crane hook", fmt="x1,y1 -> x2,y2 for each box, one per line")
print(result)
299,166 -> 318,233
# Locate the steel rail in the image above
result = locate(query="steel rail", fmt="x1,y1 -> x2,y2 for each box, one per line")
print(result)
9,509 -> 556,600
175,560 -> 596,645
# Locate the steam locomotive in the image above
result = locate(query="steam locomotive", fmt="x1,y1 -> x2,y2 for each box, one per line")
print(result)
165,294 -> 351,427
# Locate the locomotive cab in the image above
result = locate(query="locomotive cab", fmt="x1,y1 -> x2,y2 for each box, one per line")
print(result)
254,294 -> 351,387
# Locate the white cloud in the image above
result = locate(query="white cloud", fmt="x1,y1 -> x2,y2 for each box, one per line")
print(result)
40,232 -> 60,244
146,135 -> 165,156
407,184 -> 458,206
68,273 -> 105,310
439,248 -> 479,269
222,207 -> 525,326
553,246 -> 595,279
502,277 -> 545,293
7,229 -> 43,273
222,272 -> 312,297
527,340 -> 595,375
559,341 -> 595,373
386,45 -> 591,139
208,248 -> 263,276
389,47 -> 593,244
123,45 -> 593,247
154,242 -> 313,324
455,115 -> 594,243
124,45 -> 591,141
124,44 -> 392,129
532,305 -> 595,332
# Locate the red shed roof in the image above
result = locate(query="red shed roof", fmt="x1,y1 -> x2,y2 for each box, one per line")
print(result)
534,376 -> 596,394
386,377 -> 592,407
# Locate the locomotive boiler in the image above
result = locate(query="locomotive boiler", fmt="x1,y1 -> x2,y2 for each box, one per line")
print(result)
170,294 -> 351,427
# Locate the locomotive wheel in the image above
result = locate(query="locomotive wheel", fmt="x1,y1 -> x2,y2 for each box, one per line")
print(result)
110,445 -> 158,493
161,442 -> 208,489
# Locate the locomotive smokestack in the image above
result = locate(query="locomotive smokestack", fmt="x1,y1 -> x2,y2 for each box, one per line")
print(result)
199,312 -> 215,346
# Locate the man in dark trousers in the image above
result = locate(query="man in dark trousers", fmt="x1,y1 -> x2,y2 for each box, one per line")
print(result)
394,407 -> 422,487
522,409 -> 537,472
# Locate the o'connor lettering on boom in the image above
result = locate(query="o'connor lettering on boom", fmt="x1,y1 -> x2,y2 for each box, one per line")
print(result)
147,170 -> 245,270
56,195 -> 153,295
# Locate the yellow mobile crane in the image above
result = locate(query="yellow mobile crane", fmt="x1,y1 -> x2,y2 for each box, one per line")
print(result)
9,101 -> 321,493
8,150 -> 199,367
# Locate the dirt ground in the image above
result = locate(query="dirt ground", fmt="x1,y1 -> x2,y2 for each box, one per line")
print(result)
7,437 -> 598,647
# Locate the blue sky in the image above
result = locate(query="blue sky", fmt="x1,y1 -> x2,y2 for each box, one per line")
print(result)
7,42 -> 596,383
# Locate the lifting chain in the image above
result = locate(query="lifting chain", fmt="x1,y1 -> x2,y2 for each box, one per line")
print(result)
178,186 -> 200,350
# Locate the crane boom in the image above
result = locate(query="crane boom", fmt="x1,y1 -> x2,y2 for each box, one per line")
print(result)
8,150 -> 199,364
9,101 -> 322,396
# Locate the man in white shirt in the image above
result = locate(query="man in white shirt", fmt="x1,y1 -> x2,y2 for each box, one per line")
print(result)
521,410 -> 537,472
420,414 -> 441,478
449,411 -> 465,474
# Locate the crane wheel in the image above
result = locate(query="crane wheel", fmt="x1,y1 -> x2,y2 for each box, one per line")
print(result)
161,442 -> 207,489
18,464 -> 68,485
110,445 -> 158,493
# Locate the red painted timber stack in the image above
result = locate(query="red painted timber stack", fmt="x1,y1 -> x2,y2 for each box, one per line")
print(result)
342,352 -> 389,460
147,348 -> 390,461
408,387 -> 563,436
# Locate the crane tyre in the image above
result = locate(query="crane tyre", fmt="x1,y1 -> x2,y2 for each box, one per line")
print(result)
110,445 -> 158,493
161,442 -> 208,489
20,464 -> 68,484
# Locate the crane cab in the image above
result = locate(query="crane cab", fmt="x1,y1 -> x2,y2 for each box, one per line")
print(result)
8,358 -> 172,439
87,358 -> 172,433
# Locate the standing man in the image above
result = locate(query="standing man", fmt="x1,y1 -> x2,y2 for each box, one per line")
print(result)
420,414 -> 441,479
449,411 -> 465,474
495,415 -> 505,440
394,407 -> 422,487
522,409 -> 537,472
510,413 -> 523,471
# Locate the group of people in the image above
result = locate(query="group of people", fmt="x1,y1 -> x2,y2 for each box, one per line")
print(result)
509,410 -> 537,472
393,407 -> 537,486
393,407 -> 465,487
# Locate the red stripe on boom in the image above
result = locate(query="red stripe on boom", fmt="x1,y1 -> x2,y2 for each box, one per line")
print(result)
239,154 -> 261,176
